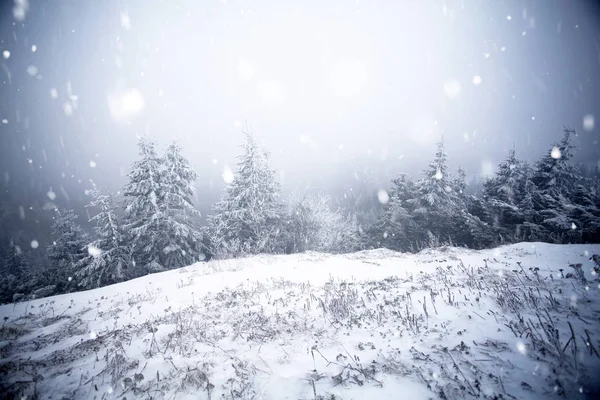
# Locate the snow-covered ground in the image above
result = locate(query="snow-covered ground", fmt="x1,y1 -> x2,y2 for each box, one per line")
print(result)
1,243 -> 600,399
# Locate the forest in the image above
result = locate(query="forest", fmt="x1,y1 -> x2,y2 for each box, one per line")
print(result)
1,126 -> 598,303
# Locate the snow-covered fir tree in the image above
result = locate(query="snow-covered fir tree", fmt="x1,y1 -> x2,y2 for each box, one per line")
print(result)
207,131 -> 283,258
160,142 -> 204,268
375,173 -> 422,251
0,243 -> 28,303
532,128 -> 579,197
484,147 -> 525,205
122,137 -> 167,272
47,209 -> 87,293
413,139 -> 461,242
76,184 -> 132,289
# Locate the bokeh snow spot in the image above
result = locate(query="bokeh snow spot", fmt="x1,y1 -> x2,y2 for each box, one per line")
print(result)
108,88 -> 145,122
443,80 -> 461,98
26,65 -> 38,76
50,88 -> 58,99
516,341 -> 526,354
31,45 -> 37,52
30,240 -> 39,249
13,0 -> 29,21
550,146 -> 561,159
377,189 -> 389,204
2,50 -> 9,59
571,222 -> 577,230
47,190 -> 56,200
89,160 -> 97,168
222,166 -> 234,184
88,245 -> 102,257
473,75 -> 482,85
583,114 -> 594,131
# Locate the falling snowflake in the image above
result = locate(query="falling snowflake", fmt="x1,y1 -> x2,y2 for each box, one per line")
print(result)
31,44 -> 37,52
473,75 -> 482,85
50,88 -> 58,99
551,146 -> 561,159
63,102 -> 74,116
68,276 -> 72,282
30,240 -> 39,249
1,119 -> 7,124
108,88 -> 144,121
571,222 -> 577,230
88,245 -> 102,256
47,190 -> 56,200
120,11 -> 131,29
516,341 -> 526,354
222,165 -> 234,183
506,15 -> 512,20
2,50 -> 9,59
89,160 -> 97,168
26,65 -> 38,76
434,169 -> 443,180
583,114 -> 594,131
90,331 -> 98,340
13,0 -> 29,21
443,80 -> 461,98
377,189 -> 389,204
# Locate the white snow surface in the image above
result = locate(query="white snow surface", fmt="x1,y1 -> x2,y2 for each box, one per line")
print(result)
1,242 -> 600,399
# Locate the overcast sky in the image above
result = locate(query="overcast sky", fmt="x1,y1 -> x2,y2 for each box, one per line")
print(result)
1,0 -> 600,212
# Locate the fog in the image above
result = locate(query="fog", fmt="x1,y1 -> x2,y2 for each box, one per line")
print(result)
1,0 -> 600,214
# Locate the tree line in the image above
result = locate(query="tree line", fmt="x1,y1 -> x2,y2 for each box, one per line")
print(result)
1,127 -> 599,302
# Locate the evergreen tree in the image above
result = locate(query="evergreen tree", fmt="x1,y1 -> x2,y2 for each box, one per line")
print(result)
161,142 -> 204,268
76,184 -> 132,289
0,243 -> 28,303
207,131 -> 283,258
47,209 -> 87,293
454,166 -> 467,199
484,147 -> 526,205
375,173 -> 423,251
413,139 -> 461,243
532,128 -> 579,197
122,137 -> 167,271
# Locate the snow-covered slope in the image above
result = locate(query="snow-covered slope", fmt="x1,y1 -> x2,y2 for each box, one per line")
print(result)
1,243 -> 600,399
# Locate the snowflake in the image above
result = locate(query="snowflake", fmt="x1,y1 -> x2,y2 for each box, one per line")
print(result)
377,189 -> 389,204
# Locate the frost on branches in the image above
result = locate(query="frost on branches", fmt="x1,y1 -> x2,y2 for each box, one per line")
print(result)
208,131 -> 283,258
123,137 -> 203,272
47,209 -> 87,292
161,142 -> 204,268
76,184 -> 132,289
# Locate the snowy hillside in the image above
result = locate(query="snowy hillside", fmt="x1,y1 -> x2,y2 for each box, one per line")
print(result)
1,243 -> 600,399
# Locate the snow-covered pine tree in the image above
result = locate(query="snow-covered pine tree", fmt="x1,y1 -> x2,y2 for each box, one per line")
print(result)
413,139 -> 460,243
484,147 -> 526,205
207,130 -> 283,258
161,142 -> 203,268
47,209 -> 87,293
122,136 -> 167,272
532,127 -> 580,197
0,242 -> 28,303
375,173 -> 423,251
76,184 -> 132,289
454,166 -> 467,199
